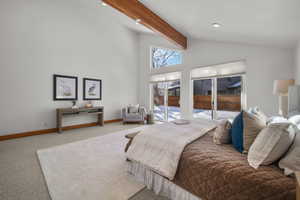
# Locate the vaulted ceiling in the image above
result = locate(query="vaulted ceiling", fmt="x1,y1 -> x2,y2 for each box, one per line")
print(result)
102,0 -> 187,49
107,0 -> 300,48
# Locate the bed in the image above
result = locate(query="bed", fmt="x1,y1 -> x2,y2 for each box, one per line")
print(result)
126,125 -> 296,200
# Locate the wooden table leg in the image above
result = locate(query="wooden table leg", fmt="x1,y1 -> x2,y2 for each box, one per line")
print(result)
98,113 -> 104,126
57,110 -> 62,133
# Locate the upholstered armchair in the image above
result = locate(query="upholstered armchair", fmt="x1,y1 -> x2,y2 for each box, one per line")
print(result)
122,105 -> 147,124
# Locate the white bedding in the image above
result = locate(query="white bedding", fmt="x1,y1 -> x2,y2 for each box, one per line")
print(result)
127,161 -> 201,200
126,119 -> 216,180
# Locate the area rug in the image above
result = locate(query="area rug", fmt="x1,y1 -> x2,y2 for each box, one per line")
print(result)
37,127 -> 146,200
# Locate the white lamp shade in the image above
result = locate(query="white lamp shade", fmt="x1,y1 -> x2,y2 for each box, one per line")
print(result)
273,79 -> 295,95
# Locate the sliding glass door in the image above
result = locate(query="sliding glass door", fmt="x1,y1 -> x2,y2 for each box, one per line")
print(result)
167,81 -> 181,121
153,82 -> 166,121
216,76 -> 242,120
193,75 -> 244,120
152,80 -> 181,121
193,79 -> 213,119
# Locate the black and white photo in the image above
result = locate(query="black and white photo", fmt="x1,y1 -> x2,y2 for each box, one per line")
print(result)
53,75 -> 78,100
83,78 -> 102,100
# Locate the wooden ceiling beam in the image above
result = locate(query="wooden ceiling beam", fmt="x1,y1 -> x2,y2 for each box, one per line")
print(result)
102,0 -> 187,49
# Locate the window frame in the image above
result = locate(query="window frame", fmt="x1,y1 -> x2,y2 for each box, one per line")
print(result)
149,72 -> 182,122
150,46 -> 184,71
191,73 -> 246,120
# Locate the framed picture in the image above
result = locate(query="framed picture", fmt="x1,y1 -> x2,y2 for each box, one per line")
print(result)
83,78 -> 102,100
53,74 -> 78,101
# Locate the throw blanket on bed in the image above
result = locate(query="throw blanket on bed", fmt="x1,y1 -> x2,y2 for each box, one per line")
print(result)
126,119 -> 216,180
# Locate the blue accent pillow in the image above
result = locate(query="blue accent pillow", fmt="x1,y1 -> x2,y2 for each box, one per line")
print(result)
230,111 -> 244,153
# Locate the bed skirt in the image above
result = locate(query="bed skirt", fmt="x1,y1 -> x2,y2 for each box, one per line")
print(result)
127,161 -> 201,200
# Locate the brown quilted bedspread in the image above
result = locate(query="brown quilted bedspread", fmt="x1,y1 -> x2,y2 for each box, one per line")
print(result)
173,133 -> 296,200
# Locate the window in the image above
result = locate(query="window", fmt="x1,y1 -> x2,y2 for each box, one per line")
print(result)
216,76 -> 242,119
191,61 -> 246,120
193,79 -> 213,120
150,72 -> 181,121
151,47 -> 182,69
193,76 -> 244,120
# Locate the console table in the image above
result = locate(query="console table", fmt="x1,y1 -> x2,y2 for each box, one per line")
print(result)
56,106 -> 104,133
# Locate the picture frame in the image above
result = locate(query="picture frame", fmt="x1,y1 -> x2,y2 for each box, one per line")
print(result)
53,74 -> 78,101
83,78 -> 102,100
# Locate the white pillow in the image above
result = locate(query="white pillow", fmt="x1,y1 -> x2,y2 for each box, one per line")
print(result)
248,107 -> 268,122
128,104 -> 139,113
279,129 -> 300,175
267,116 -> 288,124
213,120 -> 232,144
247,123 -> 296,169
288,115 -> 300,129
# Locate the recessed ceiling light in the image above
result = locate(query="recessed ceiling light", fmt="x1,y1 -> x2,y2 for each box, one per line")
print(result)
212,23 -> 221,28
135,19 -> 141,25
101,1 -> 107,6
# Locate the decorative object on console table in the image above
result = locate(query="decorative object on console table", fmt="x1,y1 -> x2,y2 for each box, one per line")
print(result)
53,74 -> 78,101
56,106 -> 104,133
85,101 -> 93,108
273,79 -> 295,117
72,101 -> 78,109
83,78 -> 102,100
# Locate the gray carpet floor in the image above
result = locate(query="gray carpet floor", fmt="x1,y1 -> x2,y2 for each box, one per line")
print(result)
0,123 -> 168,200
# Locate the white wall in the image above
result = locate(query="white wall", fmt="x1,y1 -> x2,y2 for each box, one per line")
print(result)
295,42 -> 300,84
138,34 -> 295,119
0,0 -> 139,135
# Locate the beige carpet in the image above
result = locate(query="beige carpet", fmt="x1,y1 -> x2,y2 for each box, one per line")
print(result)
37,127 -> 146,200
0,123 -> 168,200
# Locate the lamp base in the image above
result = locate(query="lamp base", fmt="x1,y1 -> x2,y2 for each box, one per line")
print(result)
278,95 -> 288,117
